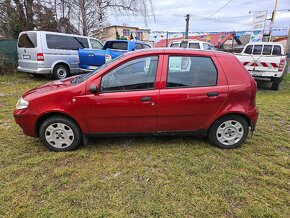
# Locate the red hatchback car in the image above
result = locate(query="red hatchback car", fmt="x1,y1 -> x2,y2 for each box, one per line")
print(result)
14,49 -> 258,151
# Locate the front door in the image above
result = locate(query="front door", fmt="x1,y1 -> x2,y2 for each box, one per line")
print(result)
84,56 -> 161,133
157,55 -> 229,132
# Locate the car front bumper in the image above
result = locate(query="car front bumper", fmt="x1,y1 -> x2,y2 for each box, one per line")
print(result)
13,109 -> 38,137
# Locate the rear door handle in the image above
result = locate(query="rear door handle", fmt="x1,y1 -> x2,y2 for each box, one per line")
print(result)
140,96 -> 152,102
207,92 -> 219,97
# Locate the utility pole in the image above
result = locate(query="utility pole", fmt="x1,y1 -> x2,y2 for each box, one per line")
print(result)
286,28 -> 290,73
166,31 -> 169,47
269,0 -> 279,41
185,14 -> 190,39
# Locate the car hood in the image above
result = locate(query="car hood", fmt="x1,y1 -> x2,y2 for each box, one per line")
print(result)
22,77 -> 76,100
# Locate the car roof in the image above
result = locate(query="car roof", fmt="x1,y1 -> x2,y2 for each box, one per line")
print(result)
246,42 -> 283,46
19,30 -> 99,40
123,47 -> 230,57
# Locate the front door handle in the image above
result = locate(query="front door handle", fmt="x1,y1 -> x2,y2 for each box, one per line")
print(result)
207,92 -> 219,97
140,96 -> 152,102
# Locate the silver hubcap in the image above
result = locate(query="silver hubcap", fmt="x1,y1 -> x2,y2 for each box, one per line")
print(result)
45,123 -> 74,148
216,120 -> 244,146
56,67 -> 67,79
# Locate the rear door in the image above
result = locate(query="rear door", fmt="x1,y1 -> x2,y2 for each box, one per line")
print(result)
157,54 -> 228,132
18,32 -> 39,67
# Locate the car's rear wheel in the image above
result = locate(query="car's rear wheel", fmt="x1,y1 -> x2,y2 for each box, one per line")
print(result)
271,82 -> 280,90
208,115 -> 249,149
52,64 -> 69,80
39,116 -> 82,151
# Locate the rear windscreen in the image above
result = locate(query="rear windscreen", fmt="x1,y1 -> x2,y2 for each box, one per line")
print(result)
18,33 -> 37,48
189,43 -> 200,49
272,45 -> 281,55
104,41 -> 128,50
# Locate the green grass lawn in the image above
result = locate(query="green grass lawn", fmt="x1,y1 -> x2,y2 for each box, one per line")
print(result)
0,73 -> 289,217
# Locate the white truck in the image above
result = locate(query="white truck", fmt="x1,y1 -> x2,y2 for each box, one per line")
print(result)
235,42 -> 288,90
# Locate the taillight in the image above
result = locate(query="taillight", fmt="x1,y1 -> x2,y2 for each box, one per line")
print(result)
105,54 -> 112,63
37,53 -> 44,61
278,58 -> 285,72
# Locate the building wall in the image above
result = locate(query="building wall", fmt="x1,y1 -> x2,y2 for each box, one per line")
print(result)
104,26 -> 150,41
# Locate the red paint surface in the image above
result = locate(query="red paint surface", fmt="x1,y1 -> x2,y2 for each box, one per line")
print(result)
14,49 -> 258,137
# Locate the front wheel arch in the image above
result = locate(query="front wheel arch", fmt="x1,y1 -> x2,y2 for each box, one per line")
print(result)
35,112 -> 81,137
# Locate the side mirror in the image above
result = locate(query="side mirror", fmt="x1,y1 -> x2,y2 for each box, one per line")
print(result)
90,84 -> 98,94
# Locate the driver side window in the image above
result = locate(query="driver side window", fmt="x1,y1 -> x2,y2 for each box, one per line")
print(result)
101,56 -> 158,92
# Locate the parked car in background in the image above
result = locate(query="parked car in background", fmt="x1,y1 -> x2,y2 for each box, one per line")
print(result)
169,40 -> 216,50
235,42 -> 287,90
79,40 -> 151,71
17,31 -> 103,79
14,48 -> 258,152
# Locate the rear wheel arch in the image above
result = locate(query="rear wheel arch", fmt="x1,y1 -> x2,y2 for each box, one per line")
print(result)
35,112 -> 81,137
52,62 -> 70,79
208,112 -> 251,134
208,113 -> 250,149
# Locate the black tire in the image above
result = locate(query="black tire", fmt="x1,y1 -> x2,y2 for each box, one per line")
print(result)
52,64 -> 69,80
39,116 -> 82,151
208,115 -> 249,149
271,82 -> 280,91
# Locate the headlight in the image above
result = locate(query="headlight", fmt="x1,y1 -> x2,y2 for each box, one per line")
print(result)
16,97 -> 29,110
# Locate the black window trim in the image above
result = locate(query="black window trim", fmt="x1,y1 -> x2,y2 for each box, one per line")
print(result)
165,55 -> 218,89
100,55 -> 159,94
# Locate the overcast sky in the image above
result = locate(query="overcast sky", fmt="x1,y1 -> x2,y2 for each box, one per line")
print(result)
110,0 -> 290,35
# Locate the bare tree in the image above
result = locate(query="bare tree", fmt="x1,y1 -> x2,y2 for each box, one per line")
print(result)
69,0 -> 154,36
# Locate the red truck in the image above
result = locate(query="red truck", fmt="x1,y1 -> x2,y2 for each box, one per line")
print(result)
14,48 -> 258,151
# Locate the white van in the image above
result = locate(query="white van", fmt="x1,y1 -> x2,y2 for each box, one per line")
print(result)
17,31 -> 103,79
169,40 -> 216,50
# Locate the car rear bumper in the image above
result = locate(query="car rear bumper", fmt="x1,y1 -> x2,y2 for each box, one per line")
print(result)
17,66 -> 51,74
13,109 -> 38,137
248,107 -> 259,130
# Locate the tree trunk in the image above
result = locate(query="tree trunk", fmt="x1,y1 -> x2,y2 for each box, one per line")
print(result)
79,0 -> 88,36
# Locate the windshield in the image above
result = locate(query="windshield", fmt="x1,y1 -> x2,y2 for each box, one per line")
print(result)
72,55 -> 125,84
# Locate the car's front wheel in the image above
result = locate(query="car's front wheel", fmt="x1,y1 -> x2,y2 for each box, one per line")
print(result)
208,115 -> 249,149
39,116 -> 82,151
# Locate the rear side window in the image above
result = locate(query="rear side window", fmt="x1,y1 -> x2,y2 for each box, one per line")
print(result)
104,41 -> 128,50
170,43 -> 180,47
189,43 -> 200,49
180,42 -> 188,48
203,43 -> 210,50
18,33 -> 37,48
68,37 -> 89,50
143,44 -> 151,49
244,45 -> 253,54
135,43 -> 143,50
262,45 -> 273,55
272,45 -> 281,55
167,56 -> 217,88
46,34 -> 68,49
209,45 -> 216,50
253,45 -> 262,55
